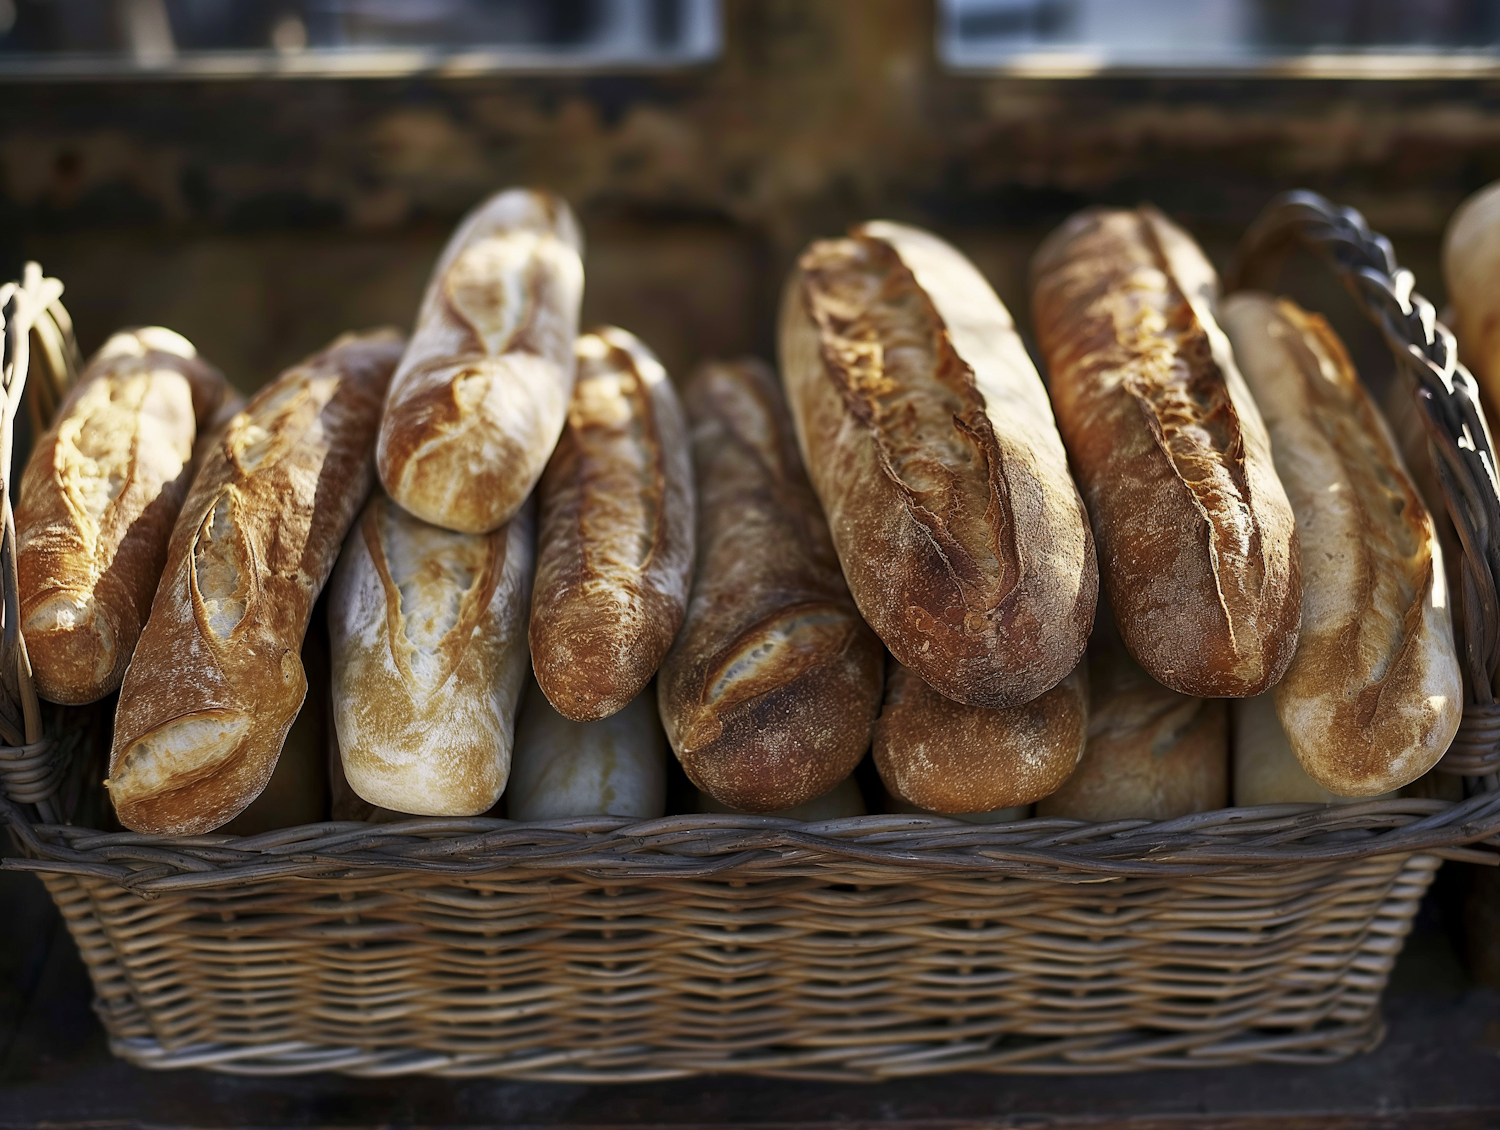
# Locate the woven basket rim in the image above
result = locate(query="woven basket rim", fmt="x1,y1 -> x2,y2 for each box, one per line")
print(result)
6,791 -> 1498,893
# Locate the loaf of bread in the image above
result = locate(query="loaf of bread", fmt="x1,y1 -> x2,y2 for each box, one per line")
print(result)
107,330 -> 403,835
882,790 -> 1028,823
1220,293 -> 1461,795
657,358 -> 883,813
1444,180 -> 1500,408
529,327 -> 694,720
874,658 -> 1086,814
1037,642 -> 1226,822
1232,694 -> 1360,806
780,221 -> 1096,707
16,328 -> 234,705
378,188 -> 584,534
506,677 -> 667,820
329,491 -> 534,816
698,774 -> 867,820
1031,207 -> 1300,698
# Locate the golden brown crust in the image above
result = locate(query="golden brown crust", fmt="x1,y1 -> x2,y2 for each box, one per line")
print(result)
780,221 -> 1096,708
1221,294 -> 1462,795
377,188 -> 584,534
1037,643 -> 1226,822
107,330 -> 403,835
17,328 -> 232,705
1444,180 -> 1500,411
529,327 -> 694,721
1031,206 -> 1300,698
656,358 -> 883,813
873,658 -> 1087,814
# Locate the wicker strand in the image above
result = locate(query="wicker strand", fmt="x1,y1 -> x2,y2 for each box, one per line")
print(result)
1231,191 -> 1500,780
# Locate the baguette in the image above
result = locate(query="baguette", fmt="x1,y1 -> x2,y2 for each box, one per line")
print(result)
377,188 -> 584,534
1037,642 -> 1226,822
1220,293 -> 1461,795
873,658 -> 1086,814
780,221 -> 1096,707
1443,180 -> 1500,408
697,774 -> 866,820
329,491 -> 534,817
529,327 -> 694,720
1031,206 -> 1300,698
882,791 -> 1028,823
657,359 -> 883,813
507,678 -> 667,820
107,330 -> 402,835
1232,693 -> 1354,806
17,328 -> 233,705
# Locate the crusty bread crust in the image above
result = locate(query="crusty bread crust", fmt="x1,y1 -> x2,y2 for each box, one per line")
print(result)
1031,207 -> 1300,698
873,658 -> 1087,814
780,221 -> 1096,708
529,327 -> 694,721
1038,642 -> 1226,822
657,359 -> 883,813
329,491 -> 533,817
17,328 -> 232,705
377,188 -> 584,534
1444,180 -> 1500,411
1221,293 -> 1462,795
107,330 -> 402,835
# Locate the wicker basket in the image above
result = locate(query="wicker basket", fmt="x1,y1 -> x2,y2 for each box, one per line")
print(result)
4,194 -> 1500,1081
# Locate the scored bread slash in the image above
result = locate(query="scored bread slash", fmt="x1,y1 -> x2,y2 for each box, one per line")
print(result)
657,358 -> 883,814
106,330 -> 404,836
1031,206 -> 1301,699
377,187 -> 584,535
779,220 -> 1097,710
16,327 -> 235,706
327,491 -> 534,818
1220,293 -> 1461,796
529,327 -> 694,722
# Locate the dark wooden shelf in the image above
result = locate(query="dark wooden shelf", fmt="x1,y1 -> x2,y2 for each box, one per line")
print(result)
3,868 -> 1499,1130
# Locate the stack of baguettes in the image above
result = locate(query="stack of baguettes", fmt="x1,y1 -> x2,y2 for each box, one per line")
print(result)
12,186 -> 1468,836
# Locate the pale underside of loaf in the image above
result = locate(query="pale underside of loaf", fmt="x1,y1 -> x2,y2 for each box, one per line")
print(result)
330,493 -> 533,817
378,188 -> 584,534
659,359 -> 881,813
1221,293 -> 1461,796
530,327 -> 694,721
783,221 -> 1095,708
874,658 -> 1087,814
1031,206 -> 1299,698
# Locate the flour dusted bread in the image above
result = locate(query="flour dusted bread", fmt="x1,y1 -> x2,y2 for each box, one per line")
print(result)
16,328 -> 233,704
780,221 -> 1096,707
507,678 -> 667,820
529,327 -> 694,720
1038,642 -> 1226,822
377,188 -> 583,534
657,359 -> 883,814
1031,207 -> 1299,698
1220,294 -> 1461,795
107,331 -> 402,835
329,492 -> 534,817
874,658 -> 1086,815
1444,180 -> 1500,408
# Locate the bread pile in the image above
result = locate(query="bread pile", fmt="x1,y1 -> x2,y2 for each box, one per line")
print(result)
16,187 -> 1468,835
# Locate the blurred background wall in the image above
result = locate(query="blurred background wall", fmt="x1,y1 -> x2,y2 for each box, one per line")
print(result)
3,0 -> 1499,392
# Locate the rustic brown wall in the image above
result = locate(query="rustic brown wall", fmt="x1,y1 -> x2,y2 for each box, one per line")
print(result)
4,0 -> 1497,389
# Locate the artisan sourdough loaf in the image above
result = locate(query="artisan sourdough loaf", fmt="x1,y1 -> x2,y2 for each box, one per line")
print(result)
1220,293 -> 1461,795
1031,207 -> 1300,698
874,658 -> 1087,814
378,187 -> 584,534
1037,641 -> 1226,822
1443,180 -> 1500,409
107,330 -> 402,835
329,490 -> 534,816
780,221 -> 1096,707
507,677 -> 667,820
657,359 -> 883,813
530,327 -> 694,720
16,328 -> 234,705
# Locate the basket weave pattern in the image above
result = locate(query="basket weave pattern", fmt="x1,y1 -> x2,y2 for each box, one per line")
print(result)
4,194 -> 1500,1079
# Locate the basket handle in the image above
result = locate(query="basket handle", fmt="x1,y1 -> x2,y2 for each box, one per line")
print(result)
1230,191 -> 1500,787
